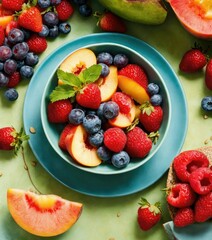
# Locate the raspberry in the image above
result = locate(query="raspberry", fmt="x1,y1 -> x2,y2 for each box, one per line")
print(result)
55,0 -> 74,21
103,127 -> 127,152
189,167 -> 212,195
166,183 -> 196,208
194,192 -> 212,222
173,150 -> 209,182
27,34 -> 48,54
173,207 -> 195,227
112,92 -> 131,114
6,71 -> 21,88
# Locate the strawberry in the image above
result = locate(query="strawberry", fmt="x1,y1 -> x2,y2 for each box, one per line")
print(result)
96,12 -> 126,33
205,59 -> 212,90
17,5 -> 42,33
76,83 -> 101,109
112,92 -> 131,114
179,48 -> 207,73
125,126 -> 152,158
58,124 -> 74,151
47,99 -> 73,123
137,197 -> 161,231
139,102 -> 163,132
103,127 -> 127,152
2,0 -> 25,12
166,183 -> 196,208
173,207 -> 195,227
194,192 -> 212,222
173,150 -> 209,182
189,167 -> 212,195
0,25 -> 5,46
6,71 -> 21,88
0,127 -> 29,154
0,3 -> 14,16
27,34 -> 48,54
55,0 -> 74,21
118,64 -> 148,89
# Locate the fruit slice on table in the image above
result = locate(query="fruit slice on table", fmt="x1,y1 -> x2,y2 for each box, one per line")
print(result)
0,4 -> 14,28
168,0 -> 212,39
58,48 -> 97,84
118,75 -> 150,104
7,188 -> 83,237
65,124 -> 102,167
96,65 -> 118,102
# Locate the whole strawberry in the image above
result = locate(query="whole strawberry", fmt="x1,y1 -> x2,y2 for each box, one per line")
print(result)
166,183 -> 196,208
0,127 -> 29,154
125,126 -> 152,158
205,59 -> 212,90
47,99 -> 73,123
76,83 -> 101,109
55,0 -> 74,21
194,192 -> 212,222
96,11 -> 126,33
173,207 -> 195,227
2,0 -> 26,12
139,102 -> 163,132
137,197 -> 161,231
27,34 -> 48,54
179,48 -> 207,73
17,4 -> 42,32
118,64 -> 148,89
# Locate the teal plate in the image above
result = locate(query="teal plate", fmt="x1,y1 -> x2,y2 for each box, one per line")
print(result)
23,33 -> 188,197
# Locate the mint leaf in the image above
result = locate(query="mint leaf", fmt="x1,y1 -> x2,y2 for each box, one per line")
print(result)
50,85 -> 76,102
82,64 -> 102,84
57,69 -> 81,88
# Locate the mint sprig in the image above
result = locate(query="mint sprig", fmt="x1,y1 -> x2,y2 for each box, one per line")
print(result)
50,64 -> 102,103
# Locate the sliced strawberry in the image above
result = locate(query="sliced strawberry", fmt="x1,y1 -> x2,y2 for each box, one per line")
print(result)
58,124 -> 74,151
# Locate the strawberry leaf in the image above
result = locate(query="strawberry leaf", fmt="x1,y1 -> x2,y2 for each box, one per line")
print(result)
82,64 -> 102,84
50,85 -> 75,102
57,69 -> 81,87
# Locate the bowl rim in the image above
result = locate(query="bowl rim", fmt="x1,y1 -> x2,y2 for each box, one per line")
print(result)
40,42 -> 172,175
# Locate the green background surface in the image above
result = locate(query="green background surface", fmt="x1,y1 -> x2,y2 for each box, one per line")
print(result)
0,1 -> 212,240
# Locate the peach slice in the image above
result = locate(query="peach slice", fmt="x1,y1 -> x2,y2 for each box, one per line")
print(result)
0,4 -> 14,28
95,66 -> 118,102
58,48 -> 97,84
118,75 -> 150,104
7,188 -> 83,237
65,125 -> 102,167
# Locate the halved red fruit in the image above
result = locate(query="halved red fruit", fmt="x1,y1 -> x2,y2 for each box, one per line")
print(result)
168,0 -> 212,39
7,189 -> 83,237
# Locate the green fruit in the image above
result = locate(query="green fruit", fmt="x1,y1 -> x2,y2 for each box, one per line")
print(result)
98,0 -> 167,25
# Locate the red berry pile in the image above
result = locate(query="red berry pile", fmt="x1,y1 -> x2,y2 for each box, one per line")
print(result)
166,150 -> 212,227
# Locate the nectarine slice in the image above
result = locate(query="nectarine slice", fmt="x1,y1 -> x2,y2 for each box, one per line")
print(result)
58,48 -> 97,84
7,188 -> 83,237
65,125 -> 102,167
118,75 -> 150,104
96,66 -> 118,102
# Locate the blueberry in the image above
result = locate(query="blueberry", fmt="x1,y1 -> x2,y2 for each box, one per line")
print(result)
16,60 -> 25,69
111,151 -> 130,168
98,63 -> 110,77
97,52 -> 113,66
79,4 -> 92,17
103,101 -> 119,119
147,83 -> 160,95
0,46 -> 12,62
48,25 -> 59,38
38,25 -> 49,37
25,52 -> 39,66
59,22 -> 71,34
20,65 -> 34,79
0,72 -> 9,87
82,114 -> 101,134
21,28 -> 31,40
38,0 -> 51,8
43,12 -> 59,27
88,130 -> 104,147
73,0 -> 87,5
69,108 -> 85,125
4,88 -> 19,101
50,0 -> 61,5
3,59 -> 17,75
8,28 -> 24,44
97,146 -> 112,162
12,42 -> 29,60
0,62 -> 4,71
113,53 -> 129,69
150,94 -> 162,106
201,96 -> 212,111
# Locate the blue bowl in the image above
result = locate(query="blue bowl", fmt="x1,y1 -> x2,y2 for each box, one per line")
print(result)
40,41 -> 171,175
